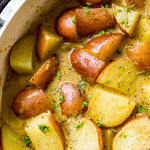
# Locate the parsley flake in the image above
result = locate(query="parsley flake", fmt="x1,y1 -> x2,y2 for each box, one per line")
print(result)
59,95 -> 64,103
71,17 -> 76,23
82,101 -> 89,108
83,7 -> 90,17
38,124 -> 50,134
56,71 -> 61,78
123,134 -> 129,139
120,16 -> 128,24
86,2 -> 92,5
119,133 -> 123,137
113,129 -> 118,133
119,66 -> 125,70
55,61 -> 59,64
100,30 -> 105,35
117,9 -> 122,12
116,50 -> 123,55
55,103 -> 59,109
53,57 -> 55,60
125,4 -> 135,15
96,121 -> 103,127
75,121 -> 84,130
137,106 -> 148,114
105,80 -> 111,85
145,72 -> 149,76
50,88 -> 55,91
56,88 -> 61,92
87,95 -> 91,100
73,114 -> 77,118
24,136 -> 31,147
106,28 -> 112,34
81,78 -> 87,88
140,70 -> 146,74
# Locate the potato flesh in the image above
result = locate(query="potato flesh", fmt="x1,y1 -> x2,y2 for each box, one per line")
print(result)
112,3 -> 139,37
96,59 -> 137,95
88,87 -> 136,127
10,35 -> 35,74
113,115 -> 150,150
137,18 -> 150,42
25,111 -> 64,150
1,124 -> 30,150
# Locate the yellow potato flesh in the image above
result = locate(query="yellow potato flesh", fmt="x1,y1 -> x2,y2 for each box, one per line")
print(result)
25,111 -> 64,150
88,87 -> 135,127
97,59 -> 137,95
137,18 -> 150,42
10,35 -> 35,74
112,3 -> 139,37
113,115 -> 150,150
1,124 -> 30,150
73,118 -> 102,150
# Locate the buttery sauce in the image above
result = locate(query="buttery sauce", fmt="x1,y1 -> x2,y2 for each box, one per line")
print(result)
2,0 -> 150,149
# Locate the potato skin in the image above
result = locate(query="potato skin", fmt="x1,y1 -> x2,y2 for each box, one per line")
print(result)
30,54 -> 59,90
13,86 -> 53,119
84,34 -> 124,62
60,82 -> 86,117
124,0 -> 144,9
76,8 -> 115,37
70,48 -> 105,84
56,8 -> 78,43
79,0 -> 112,8
126,42 -> 150,73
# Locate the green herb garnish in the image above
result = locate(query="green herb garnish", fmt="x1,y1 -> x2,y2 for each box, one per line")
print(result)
56,88 -> 61,92
96,121 -> 103,127
137,106 -> 148,114
81,78 -> 87,88
120,16 -> 128,24
119,66 -> 125,70
82,101 -> 89,108
87,95 -> 91,100
53,57 -> 55,60
50,88 -> 55,91
56,71 -> 61,78
55,103 -> 59,109
117,9 -> 122,12
55,61 -> 59,64
59,95 -> 64,103
75,121 -> 84,130
105,80 -> 111,85
83,7 -> 90,17
71,17 -> 76,23
86,2 -> 92,5
24,136 -> 31,147
113,129 -> 118,133
73,114 -> 77,119
38,124 -> 50,134
100,30 -> 105,35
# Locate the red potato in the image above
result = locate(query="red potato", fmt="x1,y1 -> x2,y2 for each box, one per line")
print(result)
60,82 -> 86,117
56,8 -> 78,43
124,0 -> 144,9
76,8 -> 115,37
126,42 -> 150,73
30,54 -> 59,90
13,86 -> 53,119
79,0 -> 112,7
70,48 -> 105,84
36,25 -> 62,62
84,34 -> 124,62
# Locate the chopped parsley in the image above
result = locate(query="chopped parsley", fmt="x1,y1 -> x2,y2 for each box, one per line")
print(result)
106,28 -> 112,34
117,9 -> 122,12
55,103 -> 59,109
137,106 -> 148,114
146,72 -> 149,76
82,101 -> 89,108
53,57 -> 55,60
119,66 -> 125,70
38,124 -> 50,134
71,17 -> 76,23
56,88 -> 61,92
50,88 -> 55,91
83,7 -> 90,17
119,133 -> 123,137
81,78 -> 87,88
116,50 -> 123,55
118,86 -> 121,88
123,134 -> 129,139
100,30 -> 105,35
75,121 -> 84,130
24,136 -> 31,147
59,95 -> 64,103
55,61 -> 59,64
56,71 -> 61,78
125,4 -> 135,15
113,129 -> 118,133
86,2 -> 92,5
120,16 -> 128,24
87,95 -> 91,100
139,16 -> 141,20
96,121 -> 103,127
139,71 -> 149,76
73,114 -> 77,118
101,4 -> 108,9
105,80 -> 111,85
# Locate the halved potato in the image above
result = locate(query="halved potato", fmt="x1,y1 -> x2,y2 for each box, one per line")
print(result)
13,86 -> 53,119
112,114 -> 150,150
76,8 -> 115,37
137,18 -> 150,42
79,0 -> 112,7
112,3 -> 139,37
88,87 -> 136,127
96,59 -> 137,95
73,118 -> 103,150
25,111 -> 65,150
1,124 -> 31,150
126,42 -> 150,72
84,34 -> 124,62
30,54 -> 59,90
70,48 -> 105,84
56,8 -> 78,43
60,82 -> 86,117
10,35 -> 35,74
36,25 -> 62,62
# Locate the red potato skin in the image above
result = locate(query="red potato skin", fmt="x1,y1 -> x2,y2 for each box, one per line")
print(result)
60,82 -> 86,117
79,0 -> 112,8
56,8 -> 78,43
124,0 -> 144,9
84,34 -> 124,62
13,86 -> 53,119
30,54 -> 59,90
70,48 -> 105,84
76,8 -> 115,37
126,42 -> 150,73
